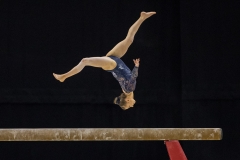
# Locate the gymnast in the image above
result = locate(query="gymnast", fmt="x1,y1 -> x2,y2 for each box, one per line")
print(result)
53,11 -> 156,110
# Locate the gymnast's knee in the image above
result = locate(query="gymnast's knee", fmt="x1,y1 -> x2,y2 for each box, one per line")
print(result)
125,37 -> 133,45
81,58 -> 89,64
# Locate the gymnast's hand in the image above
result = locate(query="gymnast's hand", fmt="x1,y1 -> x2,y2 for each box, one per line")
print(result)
133,58 -> 140,67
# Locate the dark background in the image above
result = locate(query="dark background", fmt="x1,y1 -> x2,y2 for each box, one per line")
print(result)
0,0 -> 239,159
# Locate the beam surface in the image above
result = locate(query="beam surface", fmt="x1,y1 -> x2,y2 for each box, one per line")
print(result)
0,128 -> 222,141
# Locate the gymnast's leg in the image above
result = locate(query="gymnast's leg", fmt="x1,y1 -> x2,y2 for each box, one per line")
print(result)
53,57 -> 116,82
53,11 -> 156,82
106,11 -> 156,58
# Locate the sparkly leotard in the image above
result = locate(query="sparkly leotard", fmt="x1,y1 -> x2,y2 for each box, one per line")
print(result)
106,56 -> 138,93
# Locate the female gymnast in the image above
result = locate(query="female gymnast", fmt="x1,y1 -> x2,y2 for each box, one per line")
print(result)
53,11 -> 156,110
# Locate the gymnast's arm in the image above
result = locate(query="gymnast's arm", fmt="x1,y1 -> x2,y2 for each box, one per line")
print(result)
123,60 -> 139,93
132,58 -> 140,78
131,66 -> 138,78
128,58 -> 139,84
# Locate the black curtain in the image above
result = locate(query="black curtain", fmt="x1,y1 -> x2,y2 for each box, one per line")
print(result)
180,1 -> 240,159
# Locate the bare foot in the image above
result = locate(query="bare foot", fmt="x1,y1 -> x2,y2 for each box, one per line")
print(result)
53,73 -> 65,82
140,11 -> 156,20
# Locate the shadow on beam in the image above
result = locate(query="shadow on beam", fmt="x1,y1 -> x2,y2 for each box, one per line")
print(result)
0,128 -> 222,141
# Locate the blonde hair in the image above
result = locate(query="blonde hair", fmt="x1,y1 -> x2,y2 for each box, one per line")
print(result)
113,93 -> 128,110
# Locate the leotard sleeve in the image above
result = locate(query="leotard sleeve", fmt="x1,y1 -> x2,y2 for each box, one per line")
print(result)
131,66 -> 138,78
124,66 -> 138,93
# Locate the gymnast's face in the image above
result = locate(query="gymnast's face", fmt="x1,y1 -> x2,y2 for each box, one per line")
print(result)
124,98 -> 136,109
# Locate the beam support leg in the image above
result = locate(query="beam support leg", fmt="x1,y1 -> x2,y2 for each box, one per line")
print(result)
165,140 -> 188,160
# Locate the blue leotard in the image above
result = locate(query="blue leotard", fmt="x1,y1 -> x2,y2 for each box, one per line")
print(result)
106,56 -> 138,93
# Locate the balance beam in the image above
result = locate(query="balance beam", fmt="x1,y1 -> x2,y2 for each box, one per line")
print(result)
0,128 -> 222,141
